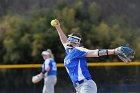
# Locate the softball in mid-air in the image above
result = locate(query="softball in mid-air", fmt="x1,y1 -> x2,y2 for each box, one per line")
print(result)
51,20 -> 57,27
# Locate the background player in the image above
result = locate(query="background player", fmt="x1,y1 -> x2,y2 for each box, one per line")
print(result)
32,49 -> 57,93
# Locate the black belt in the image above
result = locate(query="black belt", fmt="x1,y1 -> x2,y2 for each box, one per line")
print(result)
73,78 -> 91,87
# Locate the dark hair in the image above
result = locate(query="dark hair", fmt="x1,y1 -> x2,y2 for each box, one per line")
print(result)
70,32 -> 82,39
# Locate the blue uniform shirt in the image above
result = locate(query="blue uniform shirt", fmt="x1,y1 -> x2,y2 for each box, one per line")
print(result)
64,47 -> 91,85
42,58 -> 57,77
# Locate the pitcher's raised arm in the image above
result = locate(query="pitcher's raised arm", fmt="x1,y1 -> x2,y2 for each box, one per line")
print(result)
54,19 -> 67,48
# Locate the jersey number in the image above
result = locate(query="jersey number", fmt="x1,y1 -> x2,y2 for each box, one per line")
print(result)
52,62 -> 57,70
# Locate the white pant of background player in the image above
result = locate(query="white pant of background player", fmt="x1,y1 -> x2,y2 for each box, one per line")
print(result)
75,80 -> 97,93
43,75 -> 57,93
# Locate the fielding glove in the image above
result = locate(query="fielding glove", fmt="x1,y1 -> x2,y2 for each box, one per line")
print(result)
32,74 -> 43,84
114,44 -> 135,63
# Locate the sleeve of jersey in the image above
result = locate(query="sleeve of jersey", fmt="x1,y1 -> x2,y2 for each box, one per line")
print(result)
74,47 -> 88,58
44,60 -> 50,69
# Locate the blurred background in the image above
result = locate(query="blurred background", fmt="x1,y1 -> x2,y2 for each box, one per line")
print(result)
0,0 -> 140,93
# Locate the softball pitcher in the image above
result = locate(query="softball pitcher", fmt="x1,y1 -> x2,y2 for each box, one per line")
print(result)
53,19 -> 134,93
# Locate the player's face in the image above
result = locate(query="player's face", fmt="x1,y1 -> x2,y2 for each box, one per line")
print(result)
42,55 -> 49,60
67,37 -> 80,48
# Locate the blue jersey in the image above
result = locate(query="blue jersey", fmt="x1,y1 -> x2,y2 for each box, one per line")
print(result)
64,47 -> 91,85
42,58 -> 57,76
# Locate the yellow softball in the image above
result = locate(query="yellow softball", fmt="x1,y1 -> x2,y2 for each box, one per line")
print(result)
51,20 -> 57,27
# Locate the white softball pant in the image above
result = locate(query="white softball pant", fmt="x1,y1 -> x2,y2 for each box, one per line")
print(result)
75,80 -> 97,93
42,75 -> 57,93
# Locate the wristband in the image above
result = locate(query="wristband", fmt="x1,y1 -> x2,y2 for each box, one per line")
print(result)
98,49 -> 108,56
42,70 -> 46,74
